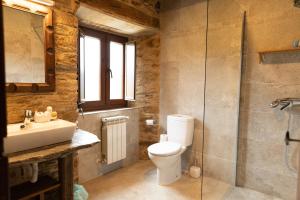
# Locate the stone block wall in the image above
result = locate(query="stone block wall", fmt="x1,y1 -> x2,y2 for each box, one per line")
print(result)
129,34 -> 160,159
7,0 -> 79,186
7,0 -> 160,185
6,0 -> 79,124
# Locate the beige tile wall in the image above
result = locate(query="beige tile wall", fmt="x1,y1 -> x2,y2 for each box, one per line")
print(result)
77,108 -> 140,183
237,1 -> 300,199
160,0 -> 242,182
203,0 -> 243,184
160,1 -> 300,199
160,0 -> 207,170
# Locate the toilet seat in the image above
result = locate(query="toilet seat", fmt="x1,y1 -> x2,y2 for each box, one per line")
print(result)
148,142 -> 181,157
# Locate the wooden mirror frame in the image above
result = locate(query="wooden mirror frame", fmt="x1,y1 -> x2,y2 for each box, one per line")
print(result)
4,5 -> 55,93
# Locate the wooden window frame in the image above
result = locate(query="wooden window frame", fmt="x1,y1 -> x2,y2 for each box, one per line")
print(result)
78,27 -> 128,112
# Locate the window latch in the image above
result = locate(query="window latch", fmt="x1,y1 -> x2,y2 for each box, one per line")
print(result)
108,68 -> 113,78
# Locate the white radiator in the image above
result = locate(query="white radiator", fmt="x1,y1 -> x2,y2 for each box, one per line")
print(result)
101,116 -> 128,164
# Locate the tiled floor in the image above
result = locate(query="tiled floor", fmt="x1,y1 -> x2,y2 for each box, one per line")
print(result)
83,161 -> 282,200
224,187 -> 283,200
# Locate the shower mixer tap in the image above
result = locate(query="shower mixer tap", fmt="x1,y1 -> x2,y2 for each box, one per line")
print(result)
271,98 -> 300,145
270,98 -> 300,110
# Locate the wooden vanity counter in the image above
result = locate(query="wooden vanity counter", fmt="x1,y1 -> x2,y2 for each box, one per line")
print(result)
6,129 -> 100,200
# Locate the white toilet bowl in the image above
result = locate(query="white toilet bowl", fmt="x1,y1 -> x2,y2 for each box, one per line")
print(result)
148,114 -> 194,185
148,141 -> 186,185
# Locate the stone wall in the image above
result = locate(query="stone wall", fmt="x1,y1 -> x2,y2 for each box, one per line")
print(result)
129,34 -> 160,159
7,0 -> 160,185
8,0 -> 79,186
6,0 -> 79,124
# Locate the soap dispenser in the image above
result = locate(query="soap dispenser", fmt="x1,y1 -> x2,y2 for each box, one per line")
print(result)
24,110 -> 32,127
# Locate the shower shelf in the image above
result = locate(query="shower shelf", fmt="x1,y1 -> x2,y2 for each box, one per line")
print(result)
258,48 -> 300,64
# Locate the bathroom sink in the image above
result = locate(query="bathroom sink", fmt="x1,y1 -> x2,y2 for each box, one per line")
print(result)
4,119 -> 76,154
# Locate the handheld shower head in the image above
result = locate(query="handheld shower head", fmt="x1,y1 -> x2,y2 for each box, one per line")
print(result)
280,102 -> 291,110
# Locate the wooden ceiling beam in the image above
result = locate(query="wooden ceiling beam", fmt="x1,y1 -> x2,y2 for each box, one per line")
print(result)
79,0 -> 159,29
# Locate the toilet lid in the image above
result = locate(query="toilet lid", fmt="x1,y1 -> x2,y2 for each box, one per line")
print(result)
148,142 -> 181,156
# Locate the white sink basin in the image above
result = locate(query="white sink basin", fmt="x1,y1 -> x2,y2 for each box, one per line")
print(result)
4,119 -> 76,154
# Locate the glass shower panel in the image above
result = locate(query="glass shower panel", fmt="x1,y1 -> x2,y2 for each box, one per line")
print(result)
204,1 -> 300,200
202,0 -> 244,199
159,0 -> 208,199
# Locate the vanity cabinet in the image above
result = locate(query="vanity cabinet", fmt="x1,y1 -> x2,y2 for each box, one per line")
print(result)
7,130 -> 100,200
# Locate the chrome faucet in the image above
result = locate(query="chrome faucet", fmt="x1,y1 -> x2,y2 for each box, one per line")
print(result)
77,102 -> 85,119
21,110 -> 33,129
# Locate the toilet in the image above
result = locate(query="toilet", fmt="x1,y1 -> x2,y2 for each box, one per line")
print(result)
148,114 -> 194,185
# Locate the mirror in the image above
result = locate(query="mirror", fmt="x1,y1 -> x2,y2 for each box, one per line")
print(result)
3,4 -> 55,93
4,6 -> 45,83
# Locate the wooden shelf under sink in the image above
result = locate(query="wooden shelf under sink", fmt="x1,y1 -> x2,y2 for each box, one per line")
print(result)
11,176 -> 60,200
258,48 -> 300,64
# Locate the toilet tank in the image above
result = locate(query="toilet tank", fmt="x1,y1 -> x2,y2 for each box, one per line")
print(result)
167,114 -> 194,147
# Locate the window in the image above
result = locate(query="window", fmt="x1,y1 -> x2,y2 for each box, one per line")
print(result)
125,43 -> 136,100
79,27 -> 136,111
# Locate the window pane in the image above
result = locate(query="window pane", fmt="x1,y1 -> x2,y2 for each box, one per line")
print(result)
79,37 -> 85,101
110,41 -> 124,100
81,36 -> 101,101
125,43 -> 135,100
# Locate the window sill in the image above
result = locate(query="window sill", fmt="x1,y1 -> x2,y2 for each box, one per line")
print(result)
82,106 -> 142,116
